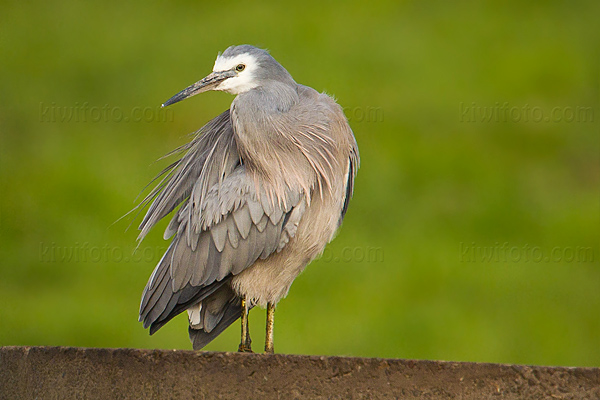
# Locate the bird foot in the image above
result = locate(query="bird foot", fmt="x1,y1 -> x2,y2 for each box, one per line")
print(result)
238,342 -> 253,353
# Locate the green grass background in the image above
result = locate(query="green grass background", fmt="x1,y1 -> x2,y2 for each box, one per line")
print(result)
1,1 -> 598,367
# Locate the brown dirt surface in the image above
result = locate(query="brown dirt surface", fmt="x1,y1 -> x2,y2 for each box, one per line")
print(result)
1,346 -> 599,399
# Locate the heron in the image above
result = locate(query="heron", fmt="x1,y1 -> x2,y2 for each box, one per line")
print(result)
136,44 -> 359,353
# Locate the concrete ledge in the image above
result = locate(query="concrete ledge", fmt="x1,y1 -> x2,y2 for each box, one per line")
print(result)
1,346 -> 599,399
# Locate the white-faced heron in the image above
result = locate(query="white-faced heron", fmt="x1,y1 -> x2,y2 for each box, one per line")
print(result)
137,45 -> 359,353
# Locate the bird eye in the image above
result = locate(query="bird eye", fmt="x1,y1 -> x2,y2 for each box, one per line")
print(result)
235,64 -> 245,72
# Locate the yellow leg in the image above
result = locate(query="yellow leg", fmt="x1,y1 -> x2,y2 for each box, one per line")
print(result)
238,296 -> 253,352
265,302 -> 275,354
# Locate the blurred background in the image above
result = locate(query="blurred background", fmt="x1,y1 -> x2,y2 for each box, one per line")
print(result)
1,1 -> 598,367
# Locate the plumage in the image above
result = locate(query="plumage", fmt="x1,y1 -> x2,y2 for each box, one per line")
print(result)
136,44 -> 359,351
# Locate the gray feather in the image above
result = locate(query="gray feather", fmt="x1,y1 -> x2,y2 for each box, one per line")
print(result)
189,233 -> 210,286
226,216 -> 239,248
255,214 -> 269,233
232,204 -> 252,239
189,301 -> 243,350
246,198 -> 264,225
210,221 -> 228,252
268,206 -> 283,225
260,192 -> 274,216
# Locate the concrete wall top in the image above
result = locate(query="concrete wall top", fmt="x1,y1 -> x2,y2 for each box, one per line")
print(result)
1,346 -> 599,399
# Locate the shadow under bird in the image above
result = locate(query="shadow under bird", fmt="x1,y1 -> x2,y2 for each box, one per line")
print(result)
136,45 -> 359,353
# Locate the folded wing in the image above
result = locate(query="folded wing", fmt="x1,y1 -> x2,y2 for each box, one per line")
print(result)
137,110 -> 305,338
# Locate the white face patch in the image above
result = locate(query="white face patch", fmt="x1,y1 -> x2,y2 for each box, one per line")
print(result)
212,53 -> 259,95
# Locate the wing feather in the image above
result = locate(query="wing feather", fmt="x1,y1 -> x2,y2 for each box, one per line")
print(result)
232,204 -> 252,239
137,111 -> 306,335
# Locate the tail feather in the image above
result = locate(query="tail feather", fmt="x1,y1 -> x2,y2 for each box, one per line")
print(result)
147,278 -> 231,335
188,301 -> 243,350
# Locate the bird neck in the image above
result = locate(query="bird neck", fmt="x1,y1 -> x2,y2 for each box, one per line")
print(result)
234,81 -> 298,113
231,83 -> 308,186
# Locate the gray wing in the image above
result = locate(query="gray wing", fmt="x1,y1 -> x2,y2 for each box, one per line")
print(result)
136,110 -> 237,241
137,110 -> 305,334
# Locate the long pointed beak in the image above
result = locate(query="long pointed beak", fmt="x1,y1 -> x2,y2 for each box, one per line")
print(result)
161,70 -> 236,108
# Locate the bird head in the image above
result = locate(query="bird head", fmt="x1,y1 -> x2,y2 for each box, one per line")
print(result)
162,45 -> 294,108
